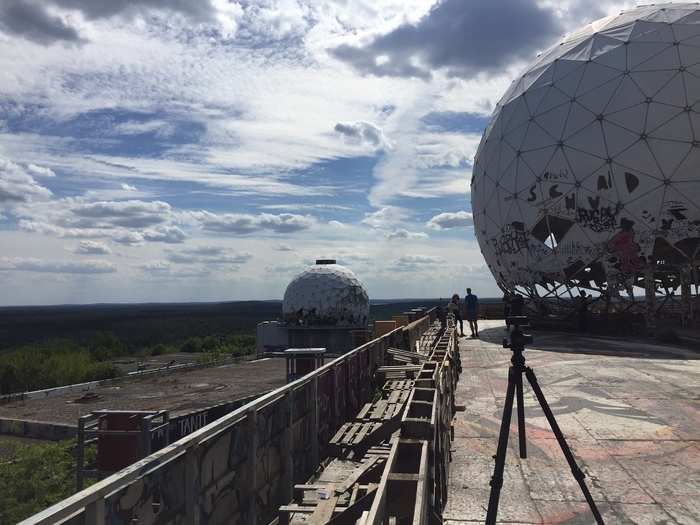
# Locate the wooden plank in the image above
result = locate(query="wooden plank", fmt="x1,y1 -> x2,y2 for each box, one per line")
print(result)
308,493 -> 340,524
326,485 -> 378,525
334,456 -> 381,495
364,438 -> 400,525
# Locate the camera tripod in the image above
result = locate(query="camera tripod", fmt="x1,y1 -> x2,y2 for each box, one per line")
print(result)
485,316 -> 604,525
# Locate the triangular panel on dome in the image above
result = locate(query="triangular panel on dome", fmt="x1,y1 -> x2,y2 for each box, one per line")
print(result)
675,10 -> 700,26
561,102 -> 596,140
591,41 -> 627,70
646,138 -> 693,179
678,43 -> 700,68
646,101 -> 685,131
519,120 -> 558,152
605,76 -> 648,113
648,111 -> 693,142
581,163 -> 619,199
628,41 -> 676,69
534,102 -> 572,142
603,120 -> 642,158
552,63 -> 587,97
520,146 -> 554,181
664,182 -> 700,219
559,39 -> 594,62
576,75 -> 623,114
667,141 -> 700,181
612,164 -> 662,204
495,155 -> 518,195
533,84 -> 574,115
562,143 -> 606,181
501,97 -> 532,134
613,139 -> 665,180
496,140 -> 518,178
576,62 -> 624,96
522,83 -> 552,116
522,62 -> 555,92
630,69 -> 679,98
541,147 -> 576,198
591,34 -> 627,59
675,237 -> 700,260
604,104 -> 647,134
565,119 -> 608,159
599,23 -> 635,43
629,19 -> 676,43
603,9 -> 658,32
652,72 -> 688,107
503,120 -> 531,153
642,7 -> 696,24
684,70 -> 700,106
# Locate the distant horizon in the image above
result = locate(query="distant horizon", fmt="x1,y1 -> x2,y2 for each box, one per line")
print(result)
0,295 -> 504,309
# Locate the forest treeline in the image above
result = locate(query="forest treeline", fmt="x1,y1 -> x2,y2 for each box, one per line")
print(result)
0,331 -> 256,395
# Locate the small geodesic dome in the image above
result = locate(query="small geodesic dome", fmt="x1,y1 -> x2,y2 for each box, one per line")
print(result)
472,4 -> 700,319
282,260 -> 370,327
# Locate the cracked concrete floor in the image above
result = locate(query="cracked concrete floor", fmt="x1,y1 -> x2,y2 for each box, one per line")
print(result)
445,320 -> 700,525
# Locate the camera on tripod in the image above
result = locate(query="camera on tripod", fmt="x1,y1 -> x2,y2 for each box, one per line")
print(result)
502,315 -> 533,349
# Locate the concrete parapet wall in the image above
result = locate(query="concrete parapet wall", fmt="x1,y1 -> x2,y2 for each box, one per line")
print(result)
19,309 -> 438,525
0,417 -> 76,441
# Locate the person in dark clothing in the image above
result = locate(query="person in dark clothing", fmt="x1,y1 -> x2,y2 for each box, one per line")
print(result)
577,290 -> 589,332
436,305 -> 447,331
465,288 -> 479,337
510,294 -> 524,317
447,294 -> 464,336
503,292 -> 512,331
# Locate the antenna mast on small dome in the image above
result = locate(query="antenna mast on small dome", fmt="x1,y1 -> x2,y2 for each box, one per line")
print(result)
315,259 -> 336,265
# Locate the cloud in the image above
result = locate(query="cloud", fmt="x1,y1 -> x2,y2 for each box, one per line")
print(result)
70,200 -> 172,228
192,211 -> 315,235
334,121 -> 392,149
166,245 -> 252,265
71,240 -> 111,255
328,220 -> 345,228
361,206 -> 407,229
0,0 -> 232,46
0,0 -> 82,45
50,0 -> 218,22
427,210 -> 473,230
138,260 -> 211,279
26,163 -> 56,177
394,254 -> 445,271
16,196 -> 185,245
0,256 -> 116,273
0,157 -> 52,206
120,183 -> 137,191
385,229 -> 428,240
274,243 -> 295,252
330,0 -> 562,79
142,225 -> 186,244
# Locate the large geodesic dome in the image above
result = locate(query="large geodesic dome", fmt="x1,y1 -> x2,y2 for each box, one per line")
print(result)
283,260 -> 370,327
472,4 -> 700,321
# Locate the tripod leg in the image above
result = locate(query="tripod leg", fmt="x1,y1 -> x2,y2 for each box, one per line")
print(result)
485,367 -> 517,525
524,367 -> 605,525
515,371 -> 527,459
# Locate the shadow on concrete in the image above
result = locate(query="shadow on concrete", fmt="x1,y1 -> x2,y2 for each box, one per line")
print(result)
476,325 -> 700,360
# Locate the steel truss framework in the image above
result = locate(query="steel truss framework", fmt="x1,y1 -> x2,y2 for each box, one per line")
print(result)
472,4 -> 700,325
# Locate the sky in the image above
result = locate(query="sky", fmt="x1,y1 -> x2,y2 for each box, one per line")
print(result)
0,0 -> 641,305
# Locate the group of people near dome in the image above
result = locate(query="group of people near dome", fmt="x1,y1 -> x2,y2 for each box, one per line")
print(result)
440,288 -> 480,338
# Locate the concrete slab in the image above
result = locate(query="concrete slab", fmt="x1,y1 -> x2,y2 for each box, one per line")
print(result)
445,320 -> 700,524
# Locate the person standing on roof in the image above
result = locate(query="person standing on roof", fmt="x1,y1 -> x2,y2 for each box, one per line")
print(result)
465,288 -> 479,338
447,294 -> 465,337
